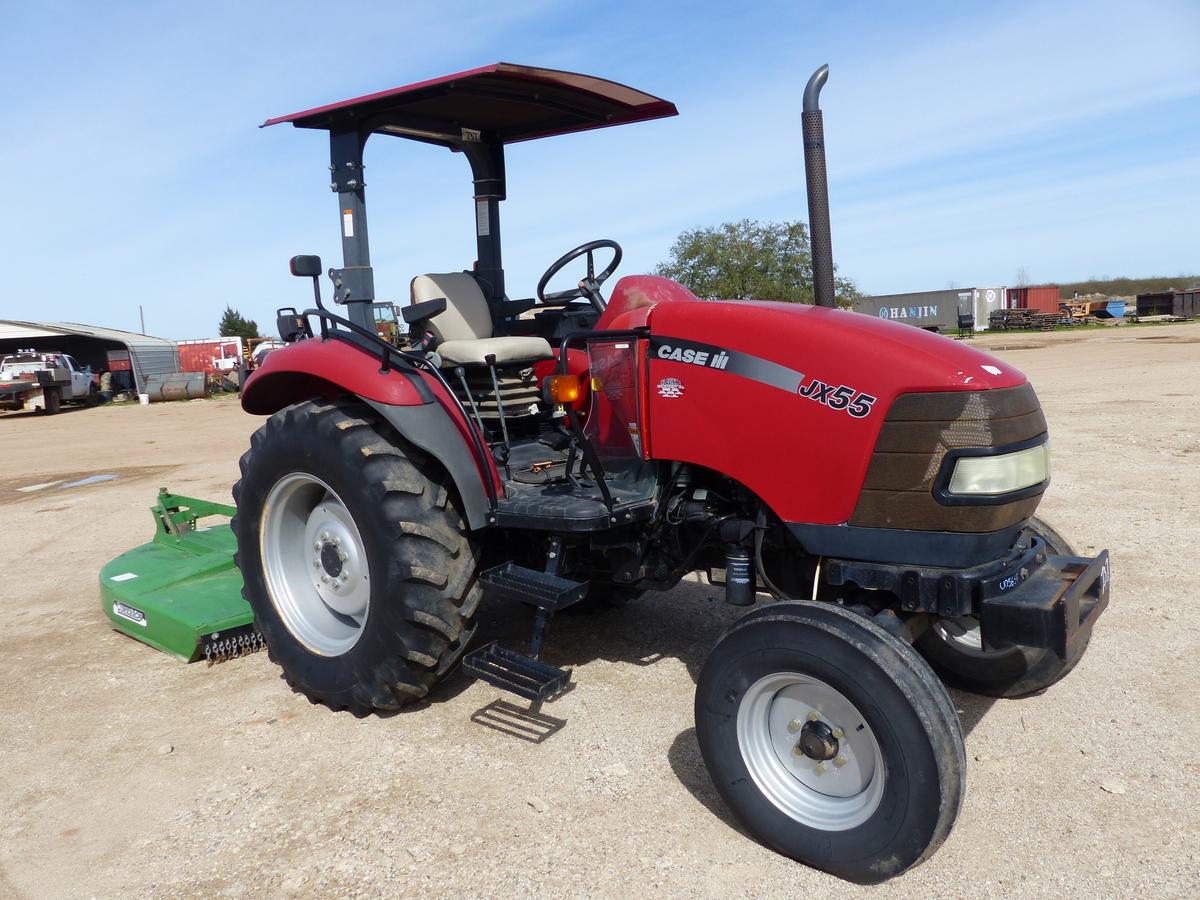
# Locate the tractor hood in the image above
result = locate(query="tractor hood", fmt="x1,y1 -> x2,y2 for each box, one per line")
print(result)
646,297 -> 1025,395
637,286 -> 1036,530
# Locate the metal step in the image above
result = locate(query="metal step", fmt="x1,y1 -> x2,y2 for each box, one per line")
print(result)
462,642 -> 571,702
479,562 -> 589,610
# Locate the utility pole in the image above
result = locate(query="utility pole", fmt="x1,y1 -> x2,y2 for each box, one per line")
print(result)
139,305 -> 145,334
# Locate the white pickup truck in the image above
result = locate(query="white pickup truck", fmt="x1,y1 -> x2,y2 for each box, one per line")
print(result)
0,350 -> 98,414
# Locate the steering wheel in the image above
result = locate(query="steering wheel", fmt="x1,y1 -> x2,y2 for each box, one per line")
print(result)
536,239 -> 623,313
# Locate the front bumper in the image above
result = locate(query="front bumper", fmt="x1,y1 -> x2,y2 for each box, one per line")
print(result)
978,549 -> 1109,659
825,537 -> 1111,659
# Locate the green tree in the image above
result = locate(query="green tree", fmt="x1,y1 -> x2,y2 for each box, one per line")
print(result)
655,218 -> 860,307
218,306 -> 261,341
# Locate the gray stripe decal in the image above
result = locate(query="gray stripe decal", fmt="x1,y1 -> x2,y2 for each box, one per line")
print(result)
649,336 -> 804,393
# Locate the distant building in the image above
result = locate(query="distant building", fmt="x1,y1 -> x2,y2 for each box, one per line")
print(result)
0,321 -> 179,393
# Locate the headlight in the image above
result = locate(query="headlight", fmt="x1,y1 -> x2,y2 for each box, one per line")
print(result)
948,441 -> 1050,496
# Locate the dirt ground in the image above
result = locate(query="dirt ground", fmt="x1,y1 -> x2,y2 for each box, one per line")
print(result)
1,323 -> 1197,898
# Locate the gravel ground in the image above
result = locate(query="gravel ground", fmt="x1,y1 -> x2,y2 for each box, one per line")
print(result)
0,323 -> 1197,898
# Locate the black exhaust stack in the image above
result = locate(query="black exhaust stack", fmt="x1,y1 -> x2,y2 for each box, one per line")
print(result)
803,64 -> 835,309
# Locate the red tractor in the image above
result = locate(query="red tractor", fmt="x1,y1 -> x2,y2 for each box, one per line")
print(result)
236,63 -> 1109,882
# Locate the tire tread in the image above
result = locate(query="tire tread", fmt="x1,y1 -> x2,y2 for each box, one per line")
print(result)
232,397 -> 479,716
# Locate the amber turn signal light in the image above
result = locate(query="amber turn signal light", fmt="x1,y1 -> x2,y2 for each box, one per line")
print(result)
547,374 -> 582,404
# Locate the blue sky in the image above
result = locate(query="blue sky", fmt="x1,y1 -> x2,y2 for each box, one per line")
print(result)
1,0 -> 1197,339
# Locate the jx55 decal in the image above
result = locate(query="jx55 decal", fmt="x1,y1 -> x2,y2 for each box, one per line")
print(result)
798,378 -> 877,419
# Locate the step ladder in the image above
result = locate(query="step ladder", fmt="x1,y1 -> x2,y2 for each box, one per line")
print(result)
462,559 -> 588,702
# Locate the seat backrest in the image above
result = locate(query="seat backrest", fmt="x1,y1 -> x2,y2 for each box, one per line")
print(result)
410,273 -> 492,343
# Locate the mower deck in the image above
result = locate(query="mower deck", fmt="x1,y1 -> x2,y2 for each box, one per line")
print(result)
100,490 -> 258,662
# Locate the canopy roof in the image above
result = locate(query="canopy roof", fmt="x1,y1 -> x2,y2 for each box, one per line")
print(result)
262,62 -> 677,147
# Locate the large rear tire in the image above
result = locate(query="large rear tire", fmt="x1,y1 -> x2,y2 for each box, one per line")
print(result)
232,398 -> 481,715
695,602 -> 965,883
915,516 -> 1088,698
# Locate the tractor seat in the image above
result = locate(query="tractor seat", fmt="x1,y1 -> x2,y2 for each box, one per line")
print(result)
411,272 -> 553,366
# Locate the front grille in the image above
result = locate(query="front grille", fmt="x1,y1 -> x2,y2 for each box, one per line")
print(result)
850,383 -> 1047,531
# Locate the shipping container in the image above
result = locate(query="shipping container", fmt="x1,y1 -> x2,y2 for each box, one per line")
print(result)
1006,285 -> 1060,314
1136,292 -> 1175,318
852,289 -> 964,332
1173,289 -> 1199,319
106,349 -> 132,372
178,337 -> 244,375
970,287 -> 1006,330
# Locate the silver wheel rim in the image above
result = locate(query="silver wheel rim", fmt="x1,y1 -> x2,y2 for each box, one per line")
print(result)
933,615 -> 1019,658
737,672 -> 885,831
261,473 -> 371,656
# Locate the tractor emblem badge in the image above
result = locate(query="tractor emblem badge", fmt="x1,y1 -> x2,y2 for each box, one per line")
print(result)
657,377 -> 685,399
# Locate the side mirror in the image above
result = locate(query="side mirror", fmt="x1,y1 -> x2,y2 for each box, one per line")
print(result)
289,255 -> 325,312
289,255 -> 322,278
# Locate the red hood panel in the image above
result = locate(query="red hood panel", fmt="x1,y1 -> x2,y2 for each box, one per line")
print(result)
642,297 -> 1029,525
649,299 -> 1024,392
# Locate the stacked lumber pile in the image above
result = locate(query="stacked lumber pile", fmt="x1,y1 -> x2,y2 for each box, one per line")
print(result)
988,309 -> 1063,331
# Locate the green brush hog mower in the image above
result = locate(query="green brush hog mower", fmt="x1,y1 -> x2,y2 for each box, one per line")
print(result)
101,490 -> 261,663
101,63 -> 1110,883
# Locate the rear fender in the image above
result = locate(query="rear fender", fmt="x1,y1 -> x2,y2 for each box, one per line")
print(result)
241,337 -> 499,530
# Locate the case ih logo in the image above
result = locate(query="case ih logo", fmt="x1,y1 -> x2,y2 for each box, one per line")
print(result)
657,377 -> 685,399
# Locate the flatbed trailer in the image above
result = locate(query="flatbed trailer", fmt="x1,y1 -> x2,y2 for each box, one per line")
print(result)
0,349 -> 97,413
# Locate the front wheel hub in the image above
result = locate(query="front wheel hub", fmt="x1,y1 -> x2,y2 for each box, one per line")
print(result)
737,672 -> 885,830
798,720 -> 839,761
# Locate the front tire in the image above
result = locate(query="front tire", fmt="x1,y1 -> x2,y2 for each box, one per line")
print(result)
695,602 -> 965,883
232,398 -> 481,715
916,516 -> 1088,698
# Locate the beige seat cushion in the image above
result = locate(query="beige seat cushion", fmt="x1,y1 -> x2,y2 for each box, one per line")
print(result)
410,272 -> 493,342
437,336 -> 553,366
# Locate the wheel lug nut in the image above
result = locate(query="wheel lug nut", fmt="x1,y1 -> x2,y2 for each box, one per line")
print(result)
832,727 -> 844,740
313,541 -> 321,551
338,551 -> 347,562
814,762 -> 827,775
792,745 -> 806,757
340,572 -> 348,581
320,575 -> 329,583
787,719 -> 803,734
807,710 -> 821,722
834,755 -> 847,768
312,559 -> 320,567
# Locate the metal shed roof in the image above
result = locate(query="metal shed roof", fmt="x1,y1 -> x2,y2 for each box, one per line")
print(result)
0,321 -> 179,393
